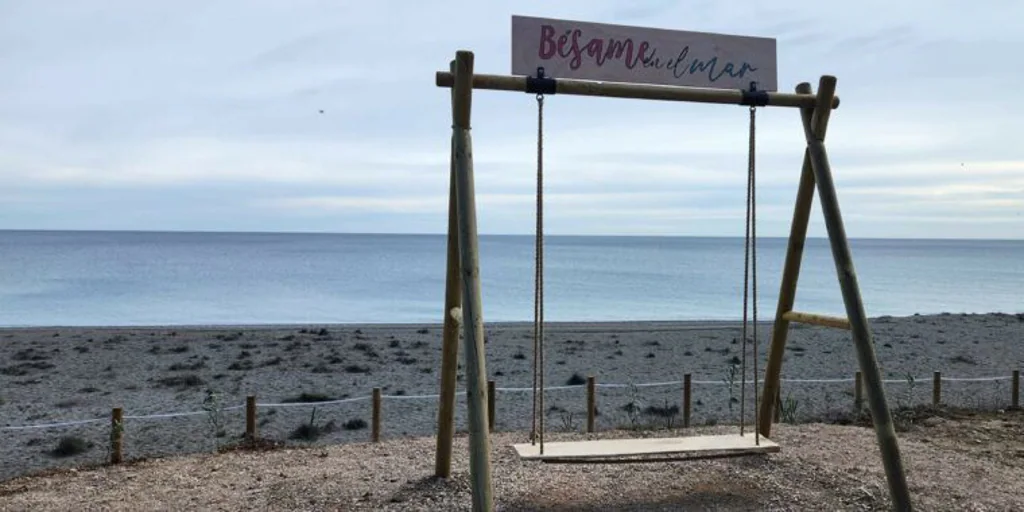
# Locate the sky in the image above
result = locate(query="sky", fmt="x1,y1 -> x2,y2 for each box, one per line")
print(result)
1,1 -> 1022,239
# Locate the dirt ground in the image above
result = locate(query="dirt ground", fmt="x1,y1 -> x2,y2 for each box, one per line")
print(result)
1,407 -> 1021,511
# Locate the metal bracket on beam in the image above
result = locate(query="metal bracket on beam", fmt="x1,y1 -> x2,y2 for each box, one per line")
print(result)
740,81 -> 769,107
525,67 -> 557,95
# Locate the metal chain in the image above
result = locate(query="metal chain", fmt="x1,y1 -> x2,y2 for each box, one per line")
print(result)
531,92 -> 546,453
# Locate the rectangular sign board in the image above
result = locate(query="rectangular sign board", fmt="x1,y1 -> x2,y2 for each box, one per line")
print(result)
511,15 -> 777,91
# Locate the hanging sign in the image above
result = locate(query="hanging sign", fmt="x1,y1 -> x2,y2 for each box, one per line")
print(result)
511,15 -> 778,91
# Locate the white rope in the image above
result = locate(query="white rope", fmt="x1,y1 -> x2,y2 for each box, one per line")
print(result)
383,392 -> 466,400
1,373 -> 1015,431
1,418 -> 106,431
597,380 -> 684,389
941,376 -> 1012,382
499,384 -> 584,393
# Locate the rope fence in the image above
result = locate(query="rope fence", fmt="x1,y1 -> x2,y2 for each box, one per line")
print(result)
2,369 -> 1020,466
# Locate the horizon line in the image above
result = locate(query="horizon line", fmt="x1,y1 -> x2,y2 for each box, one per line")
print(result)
1,228 -> 1021,242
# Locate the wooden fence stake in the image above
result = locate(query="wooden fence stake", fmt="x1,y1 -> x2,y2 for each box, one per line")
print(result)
1013,370 -> 1020,410
855,371 -> 863,411
933,371 -> 941,406
683,374 -> 691,428
372,388 -> 382,443
487,380 -> 496,432
110,407 -> 123,465
586,376 -> 596,433
245,395 -> 257,441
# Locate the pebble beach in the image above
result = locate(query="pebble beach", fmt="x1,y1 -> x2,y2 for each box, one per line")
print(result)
1,311 -> 1022,482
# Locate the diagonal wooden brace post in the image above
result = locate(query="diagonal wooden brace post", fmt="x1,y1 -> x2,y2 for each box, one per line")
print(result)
434,60 -> 464,479
801,76 -> 913,512
758,81 -> 826,437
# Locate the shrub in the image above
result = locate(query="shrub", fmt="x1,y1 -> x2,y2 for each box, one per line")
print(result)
155,374 -> 205,389
289,409 -> 336,441
343,418 -> 368,430
283,392 -> 335,403
50,436 -> 92,458
565,373 -> 586,386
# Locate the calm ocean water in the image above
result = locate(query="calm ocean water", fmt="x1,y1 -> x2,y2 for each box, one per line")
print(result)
0,230 -> 1021,327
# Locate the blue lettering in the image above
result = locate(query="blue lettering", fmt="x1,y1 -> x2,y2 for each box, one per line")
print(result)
627,43 -> 761,85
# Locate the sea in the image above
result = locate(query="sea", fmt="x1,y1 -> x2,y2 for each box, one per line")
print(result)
0,230 -> 1021,327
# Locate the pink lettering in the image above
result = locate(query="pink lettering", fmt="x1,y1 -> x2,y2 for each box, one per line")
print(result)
569,29 -> 584,69
585,38 -> 604,66
634,42 -> 651,69
538,25 -> 557,59
557,32 -> 570,58
537,25 -> 651,70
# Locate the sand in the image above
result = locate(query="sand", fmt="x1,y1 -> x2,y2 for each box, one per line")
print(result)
1,312 -> 1022,485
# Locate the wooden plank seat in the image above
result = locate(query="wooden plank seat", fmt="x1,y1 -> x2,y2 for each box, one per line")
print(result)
513,434 -> 779,463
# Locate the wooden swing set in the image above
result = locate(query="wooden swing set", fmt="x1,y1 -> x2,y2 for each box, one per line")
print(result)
430,16 -> 913,512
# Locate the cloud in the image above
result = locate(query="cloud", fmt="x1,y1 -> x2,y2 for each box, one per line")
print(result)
0,1 -> 1022,238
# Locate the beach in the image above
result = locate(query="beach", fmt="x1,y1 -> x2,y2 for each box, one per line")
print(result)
1,312 -> 1022,482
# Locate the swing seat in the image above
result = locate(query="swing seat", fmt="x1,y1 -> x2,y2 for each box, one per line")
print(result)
513,434 -> 779,463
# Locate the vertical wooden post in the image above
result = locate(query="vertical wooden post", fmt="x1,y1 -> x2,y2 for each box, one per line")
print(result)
487,380 -> 496,432
245,395 -> 257,441
435,59 -> 464,479
683,374 -> 692,428
372,388 -> 382,443
451,50 -> 494,512
758,81 -> 826,437
855,371 -> 863,410
932,371 -> 941,406
1012,370 -> 1020,409
110,407 -> 123,465
586,376 -> 596,433
802,75 -> 912,511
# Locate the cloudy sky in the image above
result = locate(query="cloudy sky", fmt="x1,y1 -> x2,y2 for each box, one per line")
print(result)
1,1 -> 1021,239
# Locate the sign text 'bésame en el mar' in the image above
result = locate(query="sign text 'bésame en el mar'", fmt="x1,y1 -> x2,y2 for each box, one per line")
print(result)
511,16 -> 778,91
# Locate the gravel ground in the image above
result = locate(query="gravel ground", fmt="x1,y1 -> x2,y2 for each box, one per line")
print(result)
1,407 -> 1023,511
1,312 -> 1021,484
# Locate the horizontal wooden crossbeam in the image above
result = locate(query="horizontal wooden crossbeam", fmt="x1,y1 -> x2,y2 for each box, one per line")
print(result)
782,310 -> 851,330
435,71 -> 840,109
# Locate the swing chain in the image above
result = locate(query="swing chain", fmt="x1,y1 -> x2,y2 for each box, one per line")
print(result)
749,94 -> 759,446
739,84 -> 761,443
530,75 -> 546,453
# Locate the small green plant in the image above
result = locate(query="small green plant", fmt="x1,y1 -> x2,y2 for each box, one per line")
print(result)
559,410 -> 578,432
779,393 -> 799,423
723,363 -> 740,413
622,383 -> 644,428
202,389 -> 227,450
904,372 -> 916,408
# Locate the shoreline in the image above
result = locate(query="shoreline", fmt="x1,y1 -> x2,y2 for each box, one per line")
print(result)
1,311 -> 1022,482
2,310 -> 1019,332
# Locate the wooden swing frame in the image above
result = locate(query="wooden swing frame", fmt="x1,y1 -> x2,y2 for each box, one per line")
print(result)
431,50 -> 913,512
